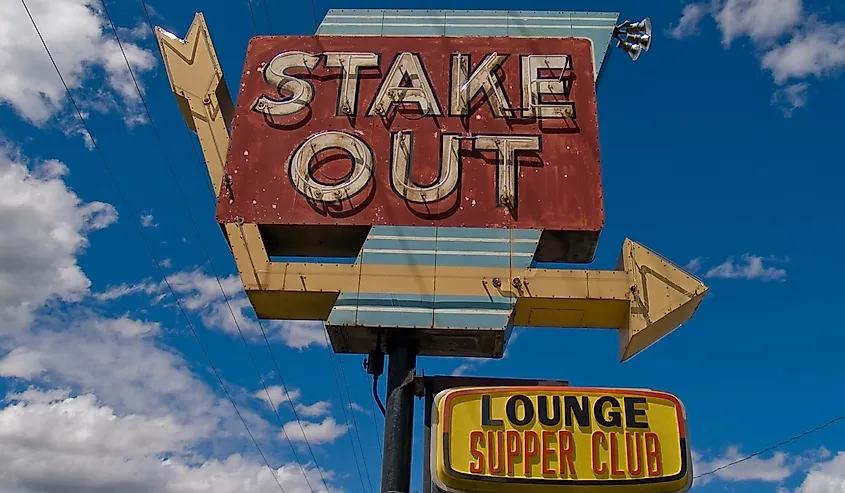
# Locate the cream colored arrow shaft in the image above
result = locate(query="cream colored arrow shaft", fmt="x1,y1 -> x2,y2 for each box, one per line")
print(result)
156,15 -> 270,288
191,97 -> 230,196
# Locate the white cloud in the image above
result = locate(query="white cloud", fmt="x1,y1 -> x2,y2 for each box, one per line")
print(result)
4,315 -> 230,430
282,417 -> 348,445
0,146 -> 117,332
704,254 -> 788,281
684,256 -> 707,273
694,447 -> 798,485
277,321 -> 329,350
762,23 -> 845,83
715,0 -> 802,45
348,402 -> 371,415
669,0 -> 845,112
790,452 -> 845,493
451,362 -> 475,377
694,447 -> 835,488
296,400 -> 331,418
96,271 -> 328,349
667,3 -> 708,39
0,389 -> 340,493
0,0 -> 155,127
0,145 -> 343,491
254,385 -> 300,409
141,213 -> 158,228
0,347 -> 44,378
94,280 -> 161,301
772,82 -> 809,115
255,387 -> 331,418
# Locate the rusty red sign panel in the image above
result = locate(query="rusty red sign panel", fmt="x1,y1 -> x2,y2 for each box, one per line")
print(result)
218,36 -> 603,233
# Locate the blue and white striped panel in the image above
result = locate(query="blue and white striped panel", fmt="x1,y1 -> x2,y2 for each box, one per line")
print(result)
360,226 -> 540,269
316,9 -> 620,79
326,226 -> 538,330
327,293 -> 515,330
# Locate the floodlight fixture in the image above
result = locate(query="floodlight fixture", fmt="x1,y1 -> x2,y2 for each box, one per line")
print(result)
616,39 -> 642,61
626,33 -> 651,51
628,17 -> 652,36
612,16 -> 652,62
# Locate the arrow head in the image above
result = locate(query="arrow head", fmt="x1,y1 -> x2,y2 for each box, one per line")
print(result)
155,13 -> 226,125
619,239 -> 708,362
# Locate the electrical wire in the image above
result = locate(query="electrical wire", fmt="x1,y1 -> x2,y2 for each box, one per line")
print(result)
365,372 -> 383,453
373,375 -> 386,416
244,0 -> 258,33
255,318 -> 336,491
18,2 -> 286,492
695,415 -> 845,479
338,356 -> 376,492
112,2 -> 333,490
322,332 -> 371,493
134,3 -> 342,491
309,0 -> 319,33
262,0 -> 273,34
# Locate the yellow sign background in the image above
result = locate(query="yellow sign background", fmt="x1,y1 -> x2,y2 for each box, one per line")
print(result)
431,387 -> 691,493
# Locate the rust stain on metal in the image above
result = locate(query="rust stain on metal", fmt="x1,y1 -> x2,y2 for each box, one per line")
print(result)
218,36 -> 603,231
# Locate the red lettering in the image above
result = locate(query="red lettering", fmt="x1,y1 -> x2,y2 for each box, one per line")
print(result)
506,430 -> 521,474
645,432 -> 662,476
559,430 -> 576,477
609,433 -> 625,476
591,431 -> 607,475
488,430 -> 504,473
542,431 -> 556,475
524,431 -> 539,475
626,432 -> 643,476
469,431 -> 484,473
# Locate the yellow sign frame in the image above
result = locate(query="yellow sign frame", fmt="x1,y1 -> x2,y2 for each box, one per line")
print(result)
431,386 -> 692,493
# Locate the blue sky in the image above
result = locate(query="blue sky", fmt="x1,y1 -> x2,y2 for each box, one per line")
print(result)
0,0 -> 844,492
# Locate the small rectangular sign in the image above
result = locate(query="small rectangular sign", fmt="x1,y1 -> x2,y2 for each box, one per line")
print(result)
431,387 -> 691,493
218,36 -> 603,233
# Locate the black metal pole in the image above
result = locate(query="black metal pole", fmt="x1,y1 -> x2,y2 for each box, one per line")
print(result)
380,341 -> 417,493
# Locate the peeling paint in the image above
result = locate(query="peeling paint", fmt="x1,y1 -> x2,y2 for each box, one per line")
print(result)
218,36 -> 603,232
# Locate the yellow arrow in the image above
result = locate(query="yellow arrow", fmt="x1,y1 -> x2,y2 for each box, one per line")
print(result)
240,239 -> 707,362
155,13 -> 232,196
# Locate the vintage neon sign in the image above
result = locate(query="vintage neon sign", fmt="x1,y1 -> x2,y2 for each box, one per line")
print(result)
253,51 -> 574,119
250,51 -> 573,206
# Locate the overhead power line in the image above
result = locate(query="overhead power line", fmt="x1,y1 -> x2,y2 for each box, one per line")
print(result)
134,4 -> 376,492
321,331 -> 371,493
18,2 -> 286,493
695,414 -> 845,479
338,355 -> 376,492
105,1 -> 332,491
244,0 -> 258,33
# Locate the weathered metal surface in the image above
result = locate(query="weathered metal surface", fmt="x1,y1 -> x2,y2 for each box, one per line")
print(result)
218,36 -> 603,234
316,9 -> 620,79
157,13 -> 707,362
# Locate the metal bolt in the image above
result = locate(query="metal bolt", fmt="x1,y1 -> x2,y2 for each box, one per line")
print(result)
202,96 -> 211,105
512,277 -> 521,288
492,278 -> 502,288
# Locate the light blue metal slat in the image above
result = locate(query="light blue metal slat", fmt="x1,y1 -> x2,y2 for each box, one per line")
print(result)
317,8 -> 620,77
327,293 -> 514,330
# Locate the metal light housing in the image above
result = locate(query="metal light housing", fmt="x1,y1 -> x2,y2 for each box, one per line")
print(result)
628,17 -> 652,37
626,33 -> 652,51
616,39 -> 642,61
